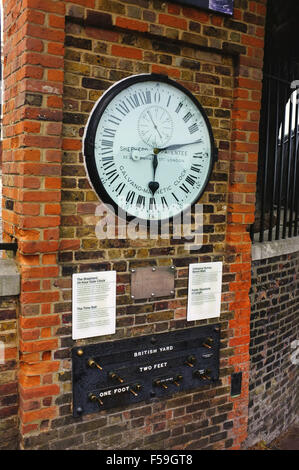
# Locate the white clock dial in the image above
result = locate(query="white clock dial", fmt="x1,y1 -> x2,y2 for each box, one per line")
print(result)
84,74 -> 216,221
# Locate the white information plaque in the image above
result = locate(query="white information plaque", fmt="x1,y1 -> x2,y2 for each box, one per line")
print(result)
187,262 -> 222,321
72,271 -> 116,340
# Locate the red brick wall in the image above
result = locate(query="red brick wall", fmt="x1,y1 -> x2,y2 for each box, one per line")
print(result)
1,0 -> 267,450
2,0 -> 64,440
0,295 -> 19,450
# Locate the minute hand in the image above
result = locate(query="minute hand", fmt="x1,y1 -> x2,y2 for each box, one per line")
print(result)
155,138 -> 203,153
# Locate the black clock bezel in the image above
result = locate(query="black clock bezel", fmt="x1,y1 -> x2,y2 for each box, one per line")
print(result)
83,73 -> 217,224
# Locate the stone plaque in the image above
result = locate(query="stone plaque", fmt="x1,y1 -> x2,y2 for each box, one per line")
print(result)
130,266 -> 175,300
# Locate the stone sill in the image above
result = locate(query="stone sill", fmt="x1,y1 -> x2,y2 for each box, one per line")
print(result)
252,235 -> 299,261
0,259 -> 20,296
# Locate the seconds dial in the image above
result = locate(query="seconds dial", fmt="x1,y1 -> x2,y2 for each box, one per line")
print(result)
83,74 -> 216,221
138,105 -> 173,147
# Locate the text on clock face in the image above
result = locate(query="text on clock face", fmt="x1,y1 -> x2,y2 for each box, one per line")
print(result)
84,76 -> 214,221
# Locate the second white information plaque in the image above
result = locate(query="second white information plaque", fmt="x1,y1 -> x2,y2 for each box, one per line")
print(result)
72,271 -> 116,340
187,262 -> 222,321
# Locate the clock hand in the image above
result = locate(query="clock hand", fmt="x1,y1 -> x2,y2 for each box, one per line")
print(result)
147,110 -> 156,127
148,152 -> 160,195
147,111 -> 163,140
154,138 -> 203,154
152,153 -> 158,178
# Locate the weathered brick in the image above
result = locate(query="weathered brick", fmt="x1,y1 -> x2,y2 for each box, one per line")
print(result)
86,10 -> 112,27
1,0 -> 270,452
65,36 -> 92,50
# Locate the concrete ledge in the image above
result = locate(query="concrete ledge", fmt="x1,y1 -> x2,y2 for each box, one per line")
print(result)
252,235 -> 299,261
0,259 -> 20,296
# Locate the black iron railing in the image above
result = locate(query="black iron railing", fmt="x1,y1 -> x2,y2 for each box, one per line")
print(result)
0,242 -> 18,253
251,61 -> 299,242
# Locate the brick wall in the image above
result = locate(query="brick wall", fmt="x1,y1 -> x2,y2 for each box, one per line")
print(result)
2,0 -> 65,442
1,0 -> 267,450
246,251 -> 299,447
0,294 -> 19,450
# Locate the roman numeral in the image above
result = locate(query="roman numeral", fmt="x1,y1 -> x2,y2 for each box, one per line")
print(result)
166,95 -> 171,107
106,168 -> 117,179
172,192 -> 179,202
101,140 -> 113,147
175,102 -> 183,113
101,139 -> 113,149
161,196 -> 168,208
103,162 -> 114,170
102,127 -> 116,139
110,175 -> 119,185
149,197 -> 156,209
116,101 -> 130,116
101,139 -> 113,155
102,156 -> 114,166
106,168 -> 119,185
126,190 -> 135,205
154,91 -> 161,103
183,112 -> 192,123
115,182 -> 125,196
136,195 -> 146,208
126,93 -> 141,110
138,90 -> 151,105
190,164 -> 201,173
193,151 -> 208,159
188,123 -> 199,134
180,183 -> 190,194
108,114 -> 121,126
185,174 -> 196,186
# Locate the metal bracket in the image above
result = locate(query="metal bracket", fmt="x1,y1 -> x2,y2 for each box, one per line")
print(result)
0,242 -> 18,253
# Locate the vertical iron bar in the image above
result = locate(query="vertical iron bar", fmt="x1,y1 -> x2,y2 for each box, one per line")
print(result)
275,72 -> 287,241
268,70 -> 280,241
259,69 -> 272,243
293,122 -> 299,236
254,61 -> 298,242
289,82 -> 299,237
282,68 -> 293,239
294,169 -> 299,236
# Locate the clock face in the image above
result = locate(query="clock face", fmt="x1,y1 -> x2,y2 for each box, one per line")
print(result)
83,74 -> 216,221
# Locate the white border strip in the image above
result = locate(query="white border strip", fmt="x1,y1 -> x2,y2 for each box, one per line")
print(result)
252,235 -> 299,261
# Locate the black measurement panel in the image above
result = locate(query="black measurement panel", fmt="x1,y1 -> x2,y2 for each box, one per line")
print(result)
72,325 -> 220,416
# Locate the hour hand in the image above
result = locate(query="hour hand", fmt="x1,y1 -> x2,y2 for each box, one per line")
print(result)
152,153 -> 158,178
148,153 -> 160,195
149,181 -> 159,195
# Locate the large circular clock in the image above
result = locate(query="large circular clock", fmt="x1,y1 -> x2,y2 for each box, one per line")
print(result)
83,74 -> 216,222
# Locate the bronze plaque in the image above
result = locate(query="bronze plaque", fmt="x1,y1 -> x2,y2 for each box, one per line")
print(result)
131,266 -> 175,300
